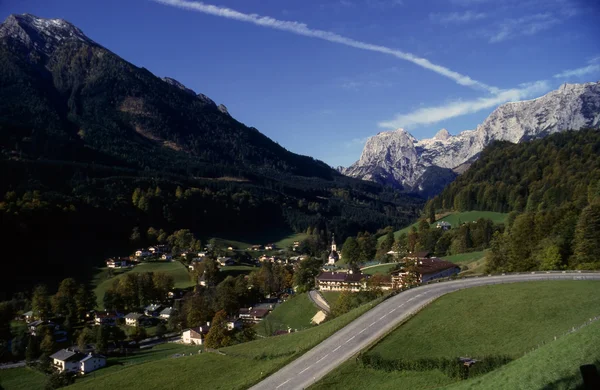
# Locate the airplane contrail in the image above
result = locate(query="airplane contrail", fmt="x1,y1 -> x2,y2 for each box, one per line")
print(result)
152,0 -> 499,93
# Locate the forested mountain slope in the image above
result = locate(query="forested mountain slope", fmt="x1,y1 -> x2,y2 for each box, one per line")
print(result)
425,129 -> 600,272
0,14 -> 422,298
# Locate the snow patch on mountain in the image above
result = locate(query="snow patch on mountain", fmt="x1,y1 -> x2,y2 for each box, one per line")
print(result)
0,13 -> 93,55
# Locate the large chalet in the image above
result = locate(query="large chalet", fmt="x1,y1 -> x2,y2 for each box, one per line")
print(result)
391,253 -> 460,288
315,271 -> 365,292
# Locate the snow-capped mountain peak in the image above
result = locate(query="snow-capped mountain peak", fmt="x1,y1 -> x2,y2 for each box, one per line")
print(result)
0,14 -> 93,55
434,128 -> 451,141
343,81 -> 600,195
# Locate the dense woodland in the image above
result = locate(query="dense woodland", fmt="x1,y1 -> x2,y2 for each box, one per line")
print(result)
0,33 -> 422,298
426,129 -> 600,272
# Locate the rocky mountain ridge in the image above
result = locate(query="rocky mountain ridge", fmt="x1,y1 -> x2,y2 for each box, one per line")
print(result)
343,81 -> 600,195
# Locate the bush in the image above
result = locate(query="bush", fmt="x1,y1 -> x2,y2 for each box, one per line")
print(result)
359,353 -> 512,380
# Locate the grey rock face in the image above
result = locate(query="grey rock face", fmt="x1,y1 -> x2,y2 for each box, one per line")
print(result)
343,81 -> 600,193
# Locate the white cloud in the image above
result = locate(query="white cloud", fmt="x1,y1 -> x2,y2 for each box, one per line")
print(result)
152,0 -> 497,93
430,11 -> 487,24
341,80 -> 393,90
488,13 -> 560,43
344,137 -> 369,147
553,64 -> 600,79
377,80 -> 551,129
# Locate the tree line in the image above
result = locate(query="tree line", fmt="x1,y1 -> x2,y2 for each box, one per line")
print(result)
424,129 -> 600,272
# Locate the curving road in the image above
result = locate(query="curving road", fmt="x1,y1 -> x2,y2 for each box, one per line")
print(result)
308,290 -> 331,313
249,272 -> 600,390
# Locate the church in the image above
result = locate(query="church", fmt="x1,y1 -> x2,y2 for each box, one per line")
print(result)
328,235 -> 341,265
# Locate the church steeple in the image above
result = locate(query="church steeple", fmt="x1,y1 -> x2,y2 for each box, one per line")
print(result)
331,234 -> 337,252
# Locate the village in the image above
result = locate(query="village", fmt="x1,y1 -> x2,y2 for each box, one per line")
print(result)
16,225 -> 461,379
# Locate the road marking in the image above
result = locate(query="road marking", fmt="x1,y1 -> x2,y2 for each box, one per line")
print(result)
346,336 -> 355,343
370,322 -> 377,327
389,308 -> 397,313
358,328 -> 366,334
276,379 -> 290,389
332,346 -> 341,352
316,354 -> 330,364
379,315 -> 386,320
299,367 -> 311,374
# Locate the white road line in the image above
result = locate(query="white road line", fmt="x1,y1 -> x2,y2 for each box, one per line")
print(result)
369,322 -> 377,327
332,346 -> 341,352
299,367 -> 311,374
389,308 -> 397,313
358,328 -> 366,334
346,336 -> 355,343
276,379 -> 290,389
379,315 -> 386,320
315,354 -> 330,364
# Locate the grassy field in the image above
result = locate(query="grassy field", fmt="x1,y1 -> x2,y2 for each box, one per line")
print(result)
321,291 -> 342,306
255,293 -> 318,336
0,367 -> 47,390
66,297 -> 383,390
312,281 -> 600,390
211,232 -> 308,251
447,320 -> 600,390
93,261 -> 194,309
441,251 -> 486,264
380,211 -> 509,244
219,265 -> 259,278
0,343 -> 203,390
361,263 -> 398,275
437,211 -> 508,226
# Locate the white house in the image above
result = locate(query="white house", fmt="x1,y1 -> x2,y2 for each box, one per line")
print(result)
125,312 -> 144,327
149,245 -> 169,254
436,221 -> 451,230
79,353 -> 106,374
135,249 -> 151,258
161,254 -> 173,261
51,349 -> 106,374
106,257 -> 130,268
144,304 -> 163,317
182,326 -> 210,345
159,307 -> 175,319
50,350 -> 86,373
197,252 -> 207,257
94,312 -> 117,326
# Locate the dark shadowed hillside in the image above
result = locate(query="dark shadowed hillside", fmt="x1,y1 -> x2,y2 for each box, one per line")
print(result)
0,14 -> 423,298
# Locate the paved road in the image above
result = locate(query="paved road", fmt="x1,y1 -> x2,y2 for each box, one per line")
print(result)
0,361 -> 26,370
308,290 -> 331,313
249,273 -> 600,390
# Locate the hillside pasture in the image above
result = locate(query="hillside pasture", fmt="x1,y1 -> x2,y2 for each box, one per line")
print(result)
0,367 -> 47,390
380,211 -> 508,245
93,261 -> 194,309
255,293 -> 318,336
361,263 -> 398,275
312,280 -> 600,390
66,297 -> 383,390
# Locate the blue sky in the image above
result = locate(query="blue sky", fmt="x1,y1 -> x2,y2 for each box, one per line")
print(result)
2,0 -> 600,167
